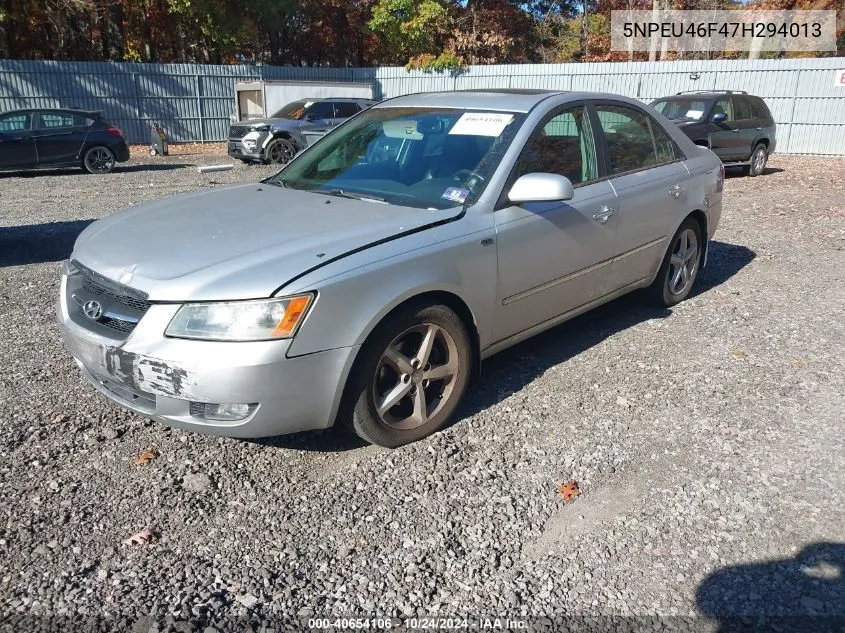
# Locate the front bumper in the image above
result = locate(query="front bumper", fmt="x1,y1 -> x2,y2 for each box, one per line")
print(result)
227,139 -> 265,162
57,272 -> 358,438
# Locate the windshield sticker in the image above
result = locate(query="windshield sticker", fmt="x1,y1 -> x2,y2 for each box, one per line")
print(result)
442,187 -> 470,204
685,109 -> 704,119
383,120 -> 424,140
448,112 -> 514,137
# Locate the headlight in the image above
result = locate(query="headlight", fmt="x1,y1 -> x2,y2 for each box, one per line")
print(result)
165,294 -> 314,341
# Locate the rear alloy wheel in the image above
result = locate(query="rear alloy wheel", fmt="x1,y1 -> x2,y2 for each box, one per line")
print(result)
83,146 -> 116,174
265,138 -> 296,165
650,218 -> 702,306
344,304 -> 471,448
746,143 -> 768,177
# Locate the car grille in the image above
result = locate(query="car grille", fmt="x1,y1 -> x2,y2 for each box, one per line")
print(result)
82,275 -> 150,313
229,125 -> 250,139
72,260 -> 150,336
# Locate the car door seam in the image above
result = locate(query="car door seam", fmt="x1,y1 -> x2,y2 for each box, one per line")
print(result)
501,235 -> 665,306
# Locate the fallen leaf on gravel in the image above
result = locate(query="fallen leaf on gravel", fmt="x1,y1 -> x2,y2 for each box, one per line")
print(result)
132,449 -> 159,465
791,358 -> 806,367
616,396 -> 632,409
123,527 -> 157,546
229,498 -> 246,508
559,480 -> 581,502
731,349 -> 747,359
50,414 -> 68,424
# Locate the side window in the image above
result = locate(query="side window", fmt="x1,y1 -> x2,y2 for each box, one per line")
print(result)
0,113 -> 31,132
733,98 -> 752,121
713,99 -> 734,121
37,113 -> 76,129
333,102 -> 360,118
595,104 -> 661,175
515,106 -> 598,185
651,119 -> 679,163
306,102 -> 335,121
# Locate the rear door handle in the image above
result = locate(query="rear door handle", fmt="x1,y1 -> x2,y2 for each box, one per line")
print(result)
668,184 -> 685,199
592,206 -> 616,224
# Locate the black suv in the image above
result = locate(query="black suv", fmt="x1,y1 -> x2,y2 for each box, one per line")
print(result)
650,91 -> 776,176
0,108 -> 130,174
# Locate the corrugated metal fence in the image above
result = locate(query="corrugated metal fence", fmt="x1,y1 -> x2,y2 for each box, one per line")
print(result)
1,58 -> 843,154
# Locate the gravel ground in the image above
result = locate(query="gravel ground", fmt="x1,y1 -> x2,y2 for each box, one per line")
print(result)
1,150 -> 844,632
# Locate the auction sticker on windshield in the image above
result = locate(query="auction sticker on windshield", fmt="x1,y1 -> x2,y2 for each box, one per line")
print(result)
441,187 -> 470,204
449,112 -> 514,136
686,109 -> 704,119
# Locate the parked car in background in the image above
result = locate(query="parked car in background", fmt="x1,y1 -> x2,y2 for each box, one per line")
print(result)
227,98 -> 376,165
0,108 -> 130,174
650,91 -> 776,176
59,90 -> 723,448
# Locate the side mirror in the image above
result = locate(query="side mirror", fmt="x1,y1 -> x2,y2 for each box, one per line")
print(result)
711,112 -> 727,123
508,173 -> 574,204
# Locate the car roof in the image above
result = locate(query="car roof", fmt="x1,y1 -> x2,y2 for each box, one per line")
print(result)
656,91 -> 754,99
374,90 -> 563,113
373,89 -> 666,113
304,98 -> 374,103
1,107 -> 102,116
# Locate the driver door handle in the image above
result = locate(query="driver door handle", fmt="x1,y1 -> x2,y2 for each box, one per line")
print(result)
592,206 -> 615,224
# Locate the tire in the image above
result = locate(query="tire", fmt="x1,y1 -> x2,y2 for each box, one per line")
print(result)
746,143 -> 767,177
649,217 -> 703,307
264,138 -> 296,165
82,146 -> 116,174
342,303 -> 472,448
150,148 -> 158,156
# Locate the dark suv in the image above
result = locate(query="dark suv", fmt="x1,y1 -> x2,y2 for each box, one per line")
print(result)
0,108 -> 130,174
650,91 -> 776,176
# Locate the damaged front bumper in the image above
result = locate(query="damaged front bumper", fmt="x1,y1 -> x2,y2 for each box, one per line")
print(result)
57,270 -> 357,438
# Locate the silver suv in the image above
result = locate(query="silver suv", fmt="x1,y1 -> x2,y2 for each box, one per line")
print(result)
227,98 -> 375,165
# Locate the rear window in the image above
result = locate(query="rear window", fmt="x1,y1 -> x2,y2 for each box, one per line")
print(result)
38,113 -> 89,129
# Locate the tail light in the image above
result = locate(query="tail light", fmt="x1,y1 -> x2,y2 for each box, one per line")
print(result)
106,125 -> 123,137
717,164 -> 725,192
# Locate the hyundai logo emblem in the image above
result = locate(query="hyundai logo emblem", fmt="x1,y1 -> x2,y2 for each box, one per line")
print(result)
82,300 -> 103,321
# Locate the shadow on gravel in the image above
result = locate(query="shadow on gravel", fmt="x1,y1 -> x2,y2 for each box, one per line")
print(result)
456,239 -> 755,421
696,542 -> 845,632
248,428 -> 369,453
0,163 -> 193,177
725,166 -> 784,178
0,219 -> 94,267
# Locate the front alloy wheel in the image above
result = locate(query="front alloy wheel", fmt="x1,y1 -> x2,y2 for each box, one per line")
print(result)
344,303 -> 471,447
373,323 -> 459,430
265,138 -> 296,165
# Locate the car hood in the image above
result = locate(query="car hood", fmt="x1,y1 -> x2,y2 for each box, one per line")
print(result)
71,184 -> 461,301
239,118 -> 299,129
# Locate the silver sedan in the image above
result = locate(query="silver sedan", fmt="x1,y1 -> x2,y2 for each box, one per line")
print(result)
58,90 -> 723,447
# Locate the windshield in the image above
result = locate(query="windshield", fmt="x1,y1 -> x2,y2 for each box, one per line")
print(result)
270,99 -> 315,120
651,98 -> 710,121
269,106 -> 526,210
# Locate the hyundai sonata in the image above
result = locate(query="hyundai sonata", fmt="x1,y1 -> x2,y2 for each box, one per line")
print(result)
58,90 -> 723,447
